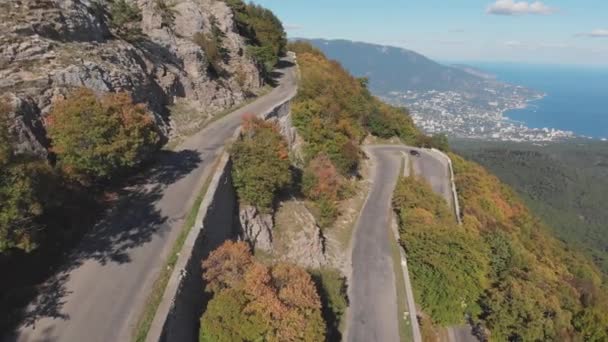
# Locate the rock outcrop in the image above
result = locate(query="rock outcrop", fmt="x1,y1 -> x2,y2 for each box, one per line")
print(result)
0,0 -> 263,156
273,200 -> 327,269
237,205 -> 274,252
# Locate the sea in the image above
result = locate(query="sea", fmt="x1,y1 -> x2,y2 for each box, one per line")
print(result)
470,62 -> 608,140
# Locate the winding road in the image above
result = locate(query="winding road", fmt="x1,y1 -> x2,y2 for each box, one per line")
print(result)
347,145 -> 459,342
7,58 -> 297,342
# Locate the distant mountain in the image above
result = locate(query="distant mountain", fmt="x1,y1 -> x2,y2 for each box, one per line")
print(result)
452,64 -> 497,80
301,38 -> 490,94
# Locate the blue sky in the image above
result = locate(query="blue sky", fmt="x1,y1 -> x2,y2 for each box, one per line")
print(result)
252,0 -> 608,65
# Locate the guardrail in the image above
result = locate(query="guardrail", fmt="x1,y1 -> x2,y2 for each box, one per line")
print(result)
430,148 -> 462,225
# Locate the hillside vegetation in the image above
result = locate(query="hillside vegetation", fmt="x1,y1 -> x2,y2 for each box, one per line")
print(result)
224,0 -> 286,74
454,140 -> 608,274
393,152 -> 608,340
287,41 -> 445,226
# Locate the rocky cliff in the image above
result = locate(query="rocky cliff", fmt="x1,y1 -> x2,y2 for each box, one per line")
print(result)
0,0 -> 264,156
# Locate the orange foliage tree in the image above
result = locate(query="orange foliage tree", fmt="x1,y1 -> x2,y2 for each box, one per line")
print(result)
200,241 -> 326,341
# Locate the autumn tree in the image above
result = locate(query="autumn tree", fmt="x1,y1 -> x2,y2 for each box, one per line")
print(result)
199,288 -> 266,342
47,88 -> 159,181
200,241 -> 326,341
201,240 -> 254,293
301,154 -> 344,227
230,115 -> 291,210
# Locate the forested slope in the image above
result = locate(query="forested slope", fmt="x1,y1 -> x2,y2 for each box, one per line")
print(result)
393,151 -> 608,340
454,140 -> 608,274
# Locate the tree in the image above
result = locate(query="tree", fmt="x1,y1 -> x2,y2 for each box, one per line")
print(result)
230,116 -> 291,210
200,242 -> 326,341
200,289 -> 266,342
201,240 -> 253,293
0,98 -> 46,253
0,160 -> 44,253
302,154 -> 341,202
310,268 -> 348,341
224,0 -> 286,75
47,88 -> 159,181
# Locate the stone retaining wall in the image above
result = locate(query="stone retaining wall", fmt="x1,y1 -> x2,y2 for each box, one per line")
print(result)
146,94 -> 296,342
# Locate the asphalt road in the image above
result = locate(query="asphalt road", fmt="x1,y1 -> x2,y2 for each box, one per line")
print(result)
7,58 -> 297,342
347,145 -> 455,342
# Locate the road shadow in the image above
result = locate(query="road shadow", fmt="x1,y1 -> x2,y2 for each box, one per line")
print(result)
2,149 -> 202,337
267,58 -> 295,87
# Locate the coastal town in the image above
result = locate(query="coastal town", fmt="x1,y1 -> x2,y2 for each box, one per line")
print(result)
382,88 -> 576,142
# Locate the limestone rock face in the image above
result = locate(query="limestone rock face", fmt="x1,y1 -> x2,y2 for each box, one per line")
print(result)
0,0 -> 263,155
274,200 -> 327,269
238,205 -> 274,252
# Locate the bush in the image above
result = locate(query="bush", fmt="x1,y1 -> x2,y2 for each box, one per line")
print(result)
230,115 -> 291,210
47,88 -> 159,181
109,0 -> 142,40
193,16 -> 227,76
193,32 -> 223,75
415,133 -> 450,152
302,154 -> 342,202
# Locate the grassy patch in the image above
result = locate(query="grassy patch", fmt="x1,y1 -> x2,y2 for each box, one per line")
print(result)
388,223 -> 414,342
132,156 -> 222,342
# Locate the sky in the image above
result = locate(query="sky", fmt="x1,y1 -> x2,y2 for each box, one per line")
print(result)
252,0 -> 608,66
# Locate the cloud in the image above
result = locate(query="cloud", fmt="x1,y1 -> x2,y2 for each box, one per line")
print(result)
577,29 -> 608,38
487,0 -> 557,15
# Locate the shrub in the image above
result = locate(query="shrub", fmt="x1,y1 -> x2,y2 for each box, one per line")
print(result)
193,32 -> 223,75
47,88 -> 159,181
110,0 -> 142,40
193,16 -> 227,76
230,116 -> 291,210
415,133 -> 450,152
302,154 -> 342,202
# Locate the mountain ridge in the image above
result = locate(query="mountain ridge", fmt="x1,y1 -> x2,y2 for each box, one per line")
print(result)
297,38 -> 490,94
